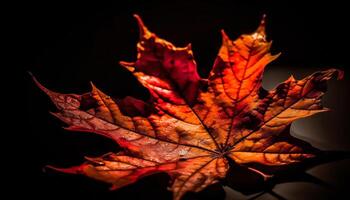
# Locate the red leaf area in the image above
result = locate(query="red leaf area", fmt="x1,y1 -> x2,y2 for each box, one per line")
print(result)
33,15 -> 343,200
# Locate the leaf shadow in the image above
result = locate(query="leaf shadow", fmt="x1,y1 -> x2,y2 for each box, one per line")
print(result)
224,150 -> 350,199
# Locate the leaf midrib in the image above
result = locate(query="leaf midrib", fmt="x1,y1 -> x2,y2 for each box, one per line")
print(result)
81,90 -> 220,155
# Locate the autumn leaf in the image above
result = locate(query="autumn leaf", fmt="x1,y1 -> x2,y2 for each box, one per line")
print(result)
32,14 -> 343,200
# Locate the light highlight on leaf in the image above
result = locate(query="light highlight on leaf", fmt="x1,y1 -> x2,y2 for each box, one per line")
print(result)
33,14 -> 343,200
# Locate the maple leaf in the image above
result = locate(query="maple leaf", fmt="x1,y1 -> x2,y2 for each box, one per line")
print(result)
32,14 -> 343,200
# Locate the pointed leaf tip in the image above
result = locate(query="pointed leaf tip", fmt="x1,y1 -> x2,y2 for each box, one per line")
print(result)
27,71 -> 33,77
221,29 -> 229,40
89,81 -> 101,94
89,81 -> 96,89
186,43 -> 192,50
133,14 -> 149,38
84,156 -> 105,165
119,61 -> 135,72
256,14 -> 266,35
220,29 -> 230,45
29,72 -> 52,95
44,165 -> 82,174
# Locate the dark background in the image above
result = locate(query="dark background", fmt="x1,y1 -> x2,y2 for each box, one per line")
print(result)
22,0 -> 349,199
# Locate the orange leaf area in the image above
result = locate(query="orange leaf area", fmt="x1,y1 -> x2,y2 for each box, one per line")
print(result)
33,14 -> 343,200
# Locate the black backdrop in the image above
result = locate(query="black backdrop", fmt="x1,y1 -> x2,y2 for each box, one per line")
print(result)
22,1 -> 349,199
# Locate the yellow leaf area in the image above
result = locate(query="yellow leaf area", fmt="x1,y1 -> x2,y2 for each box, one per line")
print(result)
33,14 -> 343,200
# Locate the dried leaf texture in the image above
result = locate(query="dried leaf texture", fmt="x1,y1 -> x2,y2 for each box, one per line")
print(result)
33,14 -> 343,200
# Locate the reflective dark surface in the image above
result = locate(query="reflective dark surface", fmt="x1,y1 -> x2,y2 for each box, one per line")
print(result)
22,1 -> 349,199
